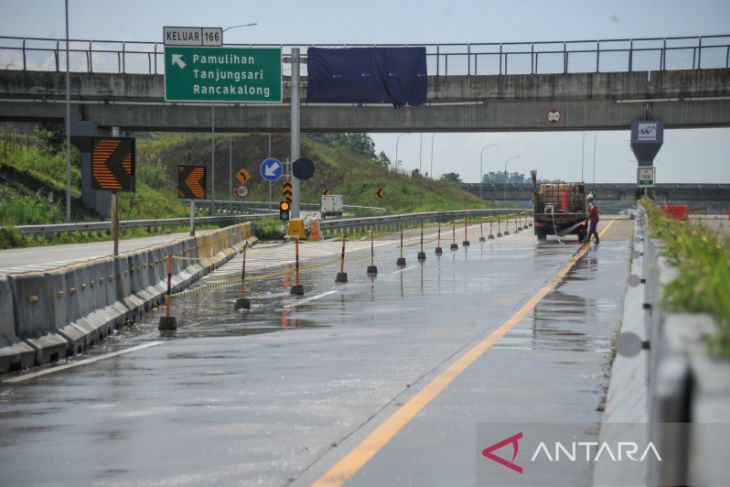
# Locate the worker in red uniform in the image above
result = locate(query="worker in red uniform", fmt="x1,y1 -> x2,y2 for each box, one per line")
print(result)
587,193 -> 600,244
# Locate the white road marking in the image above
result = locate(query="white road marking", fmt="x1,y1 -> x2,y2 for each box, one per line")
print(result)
2,341 -> 164,384
283,290 -> 338,308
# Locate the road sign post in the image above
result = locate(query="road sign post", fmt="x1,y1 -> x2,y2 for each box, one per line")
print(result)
91,136 -> 135,256
164,46 -> 282,103
290,48 -> 301,219
178,165 -> 207,235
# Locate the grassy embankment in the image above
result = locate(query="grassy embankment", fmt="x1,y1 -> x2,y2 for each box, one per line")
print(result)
1,130 -> 490,248
643,198 -> 730,357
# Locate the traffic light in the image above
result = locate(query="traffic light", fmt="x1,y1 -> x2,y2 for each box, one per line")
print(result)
279,201 -> 290,221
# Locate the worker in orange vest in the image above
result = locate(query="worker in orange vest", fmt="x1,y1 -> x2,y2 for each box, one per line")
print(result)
587,193 -> 600,244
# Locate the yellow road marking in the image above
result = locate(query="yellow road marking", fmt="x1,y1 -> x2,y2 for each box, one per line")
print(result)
312,219 -> 616,487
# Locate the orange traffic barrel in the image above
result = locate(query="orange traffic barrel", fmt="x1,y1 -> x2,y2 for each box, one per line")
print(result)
309,219 -> 322,241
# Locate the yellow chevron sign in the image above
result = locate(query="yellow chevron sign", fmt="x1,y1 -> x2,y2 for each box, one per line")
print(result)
282,180 -> 293,202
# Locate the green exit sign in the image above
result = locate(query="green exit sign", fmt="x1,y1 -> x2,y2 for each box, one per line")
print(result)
164,46 -> 282,103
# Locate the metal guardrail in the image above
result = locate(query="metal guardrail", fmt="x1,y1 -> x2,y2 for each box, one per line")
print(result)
14,213 -> 275,237
317,208 -> 524,234
0,34 -> 728,76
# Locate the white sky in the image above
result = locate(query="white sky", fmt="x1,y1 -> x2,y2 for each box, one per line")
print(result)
1,0 -> 729,183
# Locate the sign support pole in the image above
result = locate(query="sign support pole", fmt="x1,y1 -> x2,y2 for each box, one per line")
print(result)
190,200 -> 196,236
111,193 -> 119,256
211,104 -> 215,216
110,126 -> 120,256
290,48 -> 301,219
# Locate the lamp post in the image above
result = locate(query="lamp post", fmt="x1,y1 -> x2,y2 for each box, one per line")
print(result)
394,133 -> 409,173
503,155 -> 521,201
64,0 -> 71,222
479,144 -> 497,200
210,22 -> 258,215
430,133 -> 436,178
592,131 -> 600,185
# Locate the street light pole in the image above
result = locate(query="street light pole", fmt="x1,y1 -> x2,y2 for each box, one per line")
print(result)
419,133 -> 423,174
394,133 -> 409,173
592,131 -> 600,185
581,132 -> 586,182
503,155 -> 521,201
430,133 -> 436,178
64,0 -> 71,222
479,144 -> 497,200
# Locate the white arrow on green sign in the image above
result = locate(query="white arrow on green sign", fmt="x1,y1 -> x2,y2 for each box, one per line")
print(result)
164,46 -> 282,103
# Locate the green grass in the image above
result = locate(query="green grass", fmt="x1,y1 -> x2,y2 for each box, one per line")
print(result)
253,218 -> 285,240
643,199 -> 730,358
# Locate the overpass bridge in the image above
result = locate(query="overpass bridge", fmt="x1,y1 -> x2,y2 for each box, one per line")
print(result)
1,35 -> 729,132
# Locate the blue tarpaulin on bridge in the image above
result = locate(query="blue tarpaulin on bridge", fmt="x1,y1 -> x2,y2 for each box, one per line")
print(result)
306,47 -> 428,107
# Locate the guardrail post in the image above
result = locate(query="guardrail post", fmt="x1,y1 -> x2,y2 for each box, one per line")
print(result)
158,250 -> 176,330
234,242 -> 250,310
435,222 -> 443,255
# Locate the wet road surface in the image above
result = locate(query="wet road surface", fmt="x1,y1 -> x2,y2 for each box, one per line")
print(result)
0,220 -> 632,487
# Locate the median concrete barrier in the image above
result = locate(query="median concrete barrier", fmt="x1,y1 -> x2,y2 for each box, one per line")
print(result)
64,262 -> 98,350
8,271 -> 69,365
0,276 -> 35,373
130,252 -> 155,309
115,255 -> 144,322
102,257 -> 128,326
1,222 -> 251,375
44,268 -> 86,357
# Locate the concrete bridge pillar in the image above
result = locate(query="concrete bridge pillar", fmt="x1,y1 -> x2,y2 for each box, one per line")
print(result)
70,114 -> 112,218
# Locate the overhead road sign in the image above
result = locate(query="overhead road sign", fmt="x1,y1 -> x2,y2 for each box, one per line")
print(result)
260,158 -> 283,182
177,165 -> 206,199
293,158 -> 315,180
91,137 -> 135,192
164,46 -> 283,103
235,167 -> 252,185
163,26 -> 222,46
282,180 -> 293,202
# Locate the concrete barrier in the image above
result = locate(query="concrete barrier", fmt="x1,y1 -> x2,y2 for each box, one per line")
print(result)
115,255 -> 144,321
129,252 -> 155,309
63,262 -> 99,350
0,276 -> 35,373
8,271 -> 69,365
102,257 -> 128,326
44,268 -> 86,357
1,222 -> 251,374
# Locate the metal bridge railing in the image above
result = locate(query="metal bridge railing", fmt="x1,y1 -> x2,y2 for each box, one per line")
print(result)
0,34 -> 728,77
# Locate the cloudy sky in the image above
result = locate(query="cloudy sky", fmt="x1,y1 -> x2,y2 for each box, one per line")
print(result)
1,0 -> 729,183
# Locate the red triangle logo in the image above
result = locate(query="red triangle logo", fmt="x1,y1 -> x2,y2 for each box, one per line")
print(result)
482,432 -> 524,474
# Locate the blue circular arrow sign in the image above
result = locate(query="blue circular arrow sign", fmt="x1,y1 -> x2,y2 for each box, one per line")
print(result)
260,158 -> 283,182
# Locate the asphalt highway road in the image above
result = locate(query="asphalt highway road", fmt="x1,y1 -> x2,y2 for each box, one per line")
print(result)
0,219 -> 633,486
